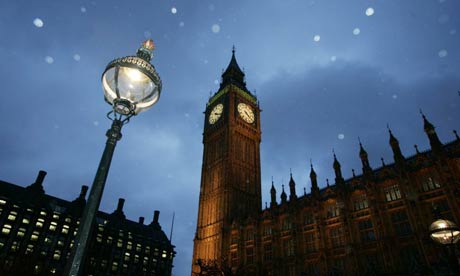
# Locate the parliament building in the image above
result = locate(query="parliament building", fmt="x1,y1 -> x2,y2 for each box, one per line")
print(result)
192,51 -> 460,275
0,171 -> 175,275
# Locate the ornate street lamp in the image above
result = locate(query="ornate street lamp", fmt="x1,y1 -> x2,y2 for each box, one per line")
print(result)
429,219 -> 460,274
65,40 -> 162,276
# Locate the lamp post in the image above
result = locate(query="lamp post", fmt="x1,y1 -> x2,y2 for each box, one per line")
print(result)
65,40 -> 162,276
429,219 -> 460,275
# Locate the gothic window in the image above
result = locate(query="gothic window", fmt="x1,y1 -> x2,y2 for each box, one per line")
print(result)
263,243 -> 272,261
304,212 -> 314,225
433,200 -> 452,220
327,205 -> 340,218
304,232 -> 317,253
391,210 -> 412,236
231,250 -> 238,267
231,234 -> 238,244
282,218 -> 292,231
285,239 -> 295,256
421,177 -> 441,192
384,185 -> 402,202
329,226 -> 345,247
263,225 -> 272,236
353,195 -> 369,211
245,230 -> 254,241
246,247 -> 254,264
358,219 -> 376,242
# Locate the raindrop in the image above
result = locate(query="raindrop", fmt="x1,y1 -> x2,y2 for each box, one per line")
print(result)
438,49 -> 448,58
313,35 -> 321,42
73,54 -> 81,61
171,7 -> 177,14
330,56 -> 337,62
212,24 -> 220,33
45,56 -> 54,64
366,7 -> 374,16
33,18 -> 44,28
392,94 -> 398,99
80,6 -> 87,13
353,28 -> 360,35
338,134 -> 345,140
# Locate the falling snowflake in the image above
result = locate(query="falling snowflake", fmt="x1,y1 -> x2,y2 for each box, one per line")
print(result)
73,54 -> 81,61
179,21 -> 185,27
330,56 -> 337,62
366,7 -> 374,16
438,49 -> 448,58
313,35 -> 321,42
171,7 -> 177,14
80,6 -> 87,13
353,28 -> 361,35
45,56 -> 54,64
338,134 -> 345,140
392,94 -> 398,99
33,18 -> 44,28
212,24 -> 220,33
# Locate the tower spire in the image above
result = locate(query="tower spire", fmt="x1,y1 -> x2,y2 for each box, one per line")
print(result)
333,150 -> 344,184
270,178 -> 277,207
280,184 -> 287,204
387,125 -> 405,165
359,138 -> 372,175
221,46 -> 246,90
289,169 -> 297,201
420,110 -> 443,153
310,161 -> 320,198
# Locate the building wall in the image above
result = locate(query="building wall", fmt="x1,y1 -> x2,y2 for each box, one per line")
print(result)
0,172 -> 175,276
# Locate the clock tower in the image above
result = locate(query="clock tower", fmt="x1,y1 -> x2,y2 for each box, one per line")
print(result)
192,49 -> 262,273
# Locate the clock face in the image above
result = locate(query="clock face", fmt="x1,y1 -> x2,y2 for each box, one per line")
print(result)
209,103 -> 224,124
237,103 -> 255,123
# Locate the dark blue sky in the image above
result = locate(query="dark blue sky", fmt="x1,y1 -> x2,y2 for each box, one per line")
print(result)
0,0 -> 459,275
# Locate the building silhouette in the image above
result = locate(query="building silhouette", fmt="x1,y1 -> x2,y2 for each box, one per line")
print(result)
192,51 -> 460,275
0,171 -> 175,275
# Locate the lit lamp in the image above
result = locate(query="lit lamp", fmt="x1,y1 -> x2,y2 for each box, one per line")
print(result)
429,219 -> 460,274
65,40 -> 162,276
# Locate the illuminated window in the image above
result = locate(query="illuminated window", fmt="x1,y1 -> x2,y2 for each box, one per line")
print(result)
124,252 -> 130,262
107,236 -> 113,244
53,213 -> 60,220
97,234 -> 102,243
70,241 -> 74,248
145,246 -> 150,254
162,250 -> 168,258
22,218 -> 30,224
8,211 -> 17,221
36,218 -> 44,228
136,244 -> 142,252
40,211 -> 47,216
422,177 -> 441,192
65,217 -> 71,223
134,255 -> 140,263
353,195 -> 369,211
11,241 -> 18,252
117,239 -> 123,248
327,205 -> 340,218
143,256 -> 148,265
49,222 -> 57,231
31,231 -> 40,241
2,224 -> 12,235
330,226 -> 345,247
26,244 -> 34,254
101,260 -> 107,268
0,242 -> 4,249
112,261 -> 118,272
57,240 -> 64,247
127,241 -> 133,250
53,250 -> 61,260
50,268 -> 56,274
62,225 -> 69,234
0,199 -> 6,205
44,237 -> 52,244
282,218 -> 292,230
34,265 -> 41,273
384,185 -> 402,202
17,227 -> 26,237
98,225 -> 104,232
73,231 -> 77,236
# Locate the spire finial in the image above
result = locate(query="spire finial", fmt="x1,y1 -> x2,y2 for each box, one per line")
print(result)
358,136 -> 362,146
420,108 -> 425,118
304,187 -> 307,195
290,168 -> 292,177
381,157 -> 386,167
232,45 -> 236,55
310,158 -> 313,168
265,202 -> 268,209
326,178 -> 330,187
352,169 -> 356,177
414,144 -> 420,154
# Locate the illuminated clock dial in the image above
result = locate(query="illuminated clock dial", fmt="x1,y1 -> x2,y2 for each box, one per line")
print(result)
209,103 -> 223,124
237,103 -> 255,123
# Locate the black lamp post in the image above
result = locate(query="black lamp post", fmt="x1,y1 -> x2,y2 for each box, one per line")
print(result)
65,40 -> 162,276
429,219 -> 460,275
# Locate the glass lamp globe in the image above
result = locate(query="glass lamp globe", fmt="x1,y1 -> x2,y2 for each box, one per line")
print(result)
102,39 -> 162,115
429,219 -> 460,245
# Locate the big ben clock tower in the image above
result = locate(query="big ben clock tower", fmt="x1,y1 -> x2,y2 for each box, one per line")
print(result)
192,49 -> 262,273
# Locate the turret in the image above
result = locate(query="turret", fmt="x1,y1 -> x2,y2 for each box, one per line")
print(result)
388,126 -> 405,165
359,139 -> 372,175
220,46 -> 247,91
421,111 -> 443,154
310,162 -> 320,198
270,179 -> 277,207
280,185 -> 287,204
333,152 -> 344,184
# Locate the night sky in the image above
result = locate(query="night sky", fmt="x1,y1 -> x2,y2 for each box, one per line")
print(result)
1,0 -> 459,275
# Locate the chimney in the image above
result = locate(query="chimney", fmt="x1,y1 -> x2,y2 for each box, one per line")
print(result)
35,170 -> 47,186
79,185 -> 89,200
116,198 -> 125,212
139,217 -> 145,224
153,210 -> 160,223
